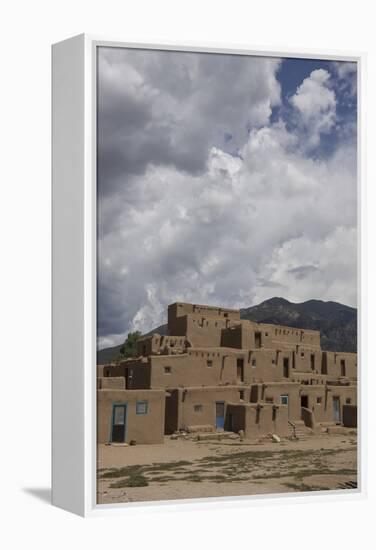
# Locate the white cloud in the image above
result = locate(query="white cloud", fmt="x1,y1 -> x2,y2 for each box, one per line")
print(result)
290,68 -> 336,149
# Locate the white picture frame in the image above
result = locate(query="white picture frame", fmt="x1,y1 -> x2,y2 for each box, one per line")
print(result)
52,34 -> 366,517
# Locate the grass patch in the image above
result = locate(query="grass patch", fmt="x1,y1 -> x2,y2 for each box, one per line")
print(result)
110,474 -> 149,488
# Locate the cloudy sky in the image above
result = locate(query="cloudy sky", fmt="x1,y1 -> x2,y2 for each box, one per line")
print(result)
97,47 -> 357,350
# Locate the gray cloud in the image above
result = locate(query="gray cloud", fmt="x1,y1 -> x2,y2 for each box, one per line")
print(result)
287,265 -> 320,280
97,48 -> 281,198
97,50 -> 357,349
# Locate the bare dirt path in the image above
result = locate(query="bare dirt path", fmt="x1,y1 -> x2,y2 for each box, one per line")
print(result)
97,432 -> 357,504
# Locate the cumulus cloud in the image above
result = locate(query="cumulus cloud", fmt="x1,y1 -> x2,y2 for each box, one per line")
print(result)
290,68 -> 336,150
97,50 -> 357,349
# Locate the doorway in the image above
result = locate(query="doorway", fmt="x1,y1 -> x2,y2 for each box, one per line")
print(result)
255,332 -> 262,348
215,401 -> 225,431
237,358 -> 244,382
333,397 -> 341,423
283,358 -> 289,378
310,354 -> 315,371
111,404 -> 127,443
301,395 -> 308,408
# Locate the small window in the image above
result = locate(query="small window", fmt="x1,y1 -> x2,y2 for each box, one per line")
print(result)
136,400 -> 148,415
207,360 -> 213,368
239,390 -> 245,400
266,397 -> 274,403
280,395 -> 289,406
317,397 -> 322,404
301,352 -> 305,357
194,404 -> 203,412
164,366 -> 172,374
346,398 -> 351,404
251,359 -> 257,367
271,359 -> 275,365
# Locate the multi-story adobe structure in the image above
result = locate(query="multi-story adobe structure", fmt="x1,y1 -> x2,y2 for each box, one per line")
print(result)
97,302 -> 357,445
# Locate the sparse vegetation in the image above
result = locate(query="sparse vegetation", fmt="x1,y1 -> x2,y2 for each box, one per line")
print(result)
99,442 -> 357,496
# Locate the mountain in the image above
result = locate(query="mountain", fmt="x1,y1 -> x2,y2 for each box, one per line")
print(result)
97,297 -> 357,363
240,297 -> 357,352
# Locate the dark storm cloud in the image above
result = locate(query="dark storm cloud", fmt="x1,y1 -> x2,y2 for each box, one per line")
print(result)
97,47 -> 281,197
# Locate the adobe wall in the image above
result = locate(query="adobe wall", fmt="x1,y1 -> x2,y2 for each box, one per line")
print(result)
291,384 -> 357,424
168,302 -> 240,325
226,403 -> 290,438
268,324 -> 320,349
185,315 -> 229,347
149,349 -> 251,388
219,321 -> 320,352
103,360 -> 151,390
97,389 -> 165,445
97,365 -> 105,377
136,334 -> 188,356
325,352 -> 357,379
174,386 -> 242,431
97,376 -> 125,390
261,382 -> 301,421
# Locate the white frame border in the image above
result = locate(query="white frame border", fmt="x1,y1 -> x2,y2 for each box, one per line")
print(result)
52,33 -> 366,517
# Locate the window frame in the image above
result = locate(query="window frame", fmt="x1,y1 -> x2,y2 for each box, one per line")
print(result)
136,400 -> 149,415
280,394 -> 289,406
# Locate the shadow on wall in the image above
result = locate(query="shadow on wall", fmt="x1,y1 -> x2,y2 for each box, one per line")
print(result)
23,487 -> 51,504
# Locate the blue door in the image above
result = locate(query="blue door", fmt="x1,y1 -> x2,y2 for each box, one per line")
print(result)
111,404 -> 127,443
333,397 -> 340,423
215,401 -> 225,431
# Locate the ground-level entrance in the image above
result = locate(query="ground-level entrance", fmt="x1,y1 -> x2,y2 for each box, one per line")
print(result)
111,404 -> 127,442
333,397 -> 341,423
215,401 -> 225,430
301,395 -> 308,408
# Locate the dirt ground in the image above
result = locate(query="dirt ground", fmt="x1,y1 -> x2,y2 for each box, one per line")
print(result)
97,431 -> 357,504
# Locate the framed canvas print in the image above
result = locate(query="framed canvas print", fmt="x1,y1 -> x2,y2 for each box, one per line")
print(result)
52,35 -> 365,516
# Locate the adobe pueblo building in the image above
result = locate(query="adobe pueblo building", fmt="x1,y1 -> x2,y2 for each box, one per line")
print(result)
97,302 -> 357,445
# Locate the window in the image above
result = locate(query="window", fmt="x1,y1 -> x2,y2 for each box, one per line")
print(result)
239,390 -> 245,400
346,398 -> 351,404
340,359 -> 346,377
194,404 -> 203,413
280,395 -> 289,406
317,397 -> 322,404
266,397 -> 274,403
251,359 -> 257,367
164,366 -> 171,374
207,360 -> 213,368
301,352 -> 305,357
271,359 -> 275,364
136,400 -> 148,415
